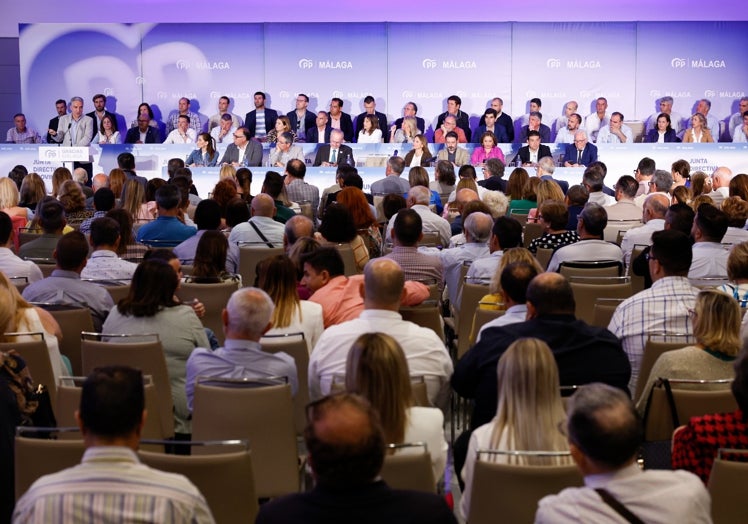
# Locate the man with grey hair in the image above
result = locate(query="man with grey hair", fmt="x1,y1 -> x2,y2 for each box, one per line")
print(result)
536,383 -> 710,523
634,169 -> 672,207
73,167 -> 92,197
696,98 -> 720,141
370,155 -> 409,194
478,158 -> 506,192
229,193 -> 285,247
728,96 -> 748,139
283,214 -> 314,251
185,287 -> 298,410
309,258 -> 453,406
537,156 -> 569,194
547,203 -> 623,272
707,166 -> 733,207
48,96 -> 95,147
438,212 -> 492,308
564,130 -> 598,167
645,96 -> 684,134
385,186 -> 451,247
583,166 -> 615,206
584,97 -> 609,142
520,111 -> 551,143
620,193 -> 669,267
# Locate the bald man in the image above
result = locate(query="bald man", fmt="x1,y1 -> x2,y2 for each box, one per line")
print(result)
385,186 -> 451,247
707,166 -> 733,207
228,193 -> 285,247
283,215 -> 314,251
620,193 -> 670,267
309,258 -> 453,407
256,394 -> 457,523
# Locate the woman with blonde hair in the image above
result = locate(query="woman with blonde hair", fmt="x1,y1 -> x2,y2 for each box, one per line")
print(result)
403,134 -> 432,168
637,290 -> 741,411
219,164 -> 237,182
57,179 -> 93,227
108,168 -> 126,199
528,179 -> 565,223
120,179 -> 148,223
479,247 -> 544,310
51,167 -> 72,198
719,241 -> 748,307
689,171 -> 711,198
257,254 -> 323,353
19,172 -> 47,211
460,337 -> 569,520
266,115 -> 296,144
0,177 -> 32,221
0,272 -> 64,382
683,113 -> 715,143
345,332 -> 447,482
391,116 -> 418,144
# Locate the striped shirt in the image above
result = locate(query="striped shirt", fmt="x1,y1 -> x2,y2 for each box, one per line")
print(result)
13,446 -> 215,523
608,276 -> 699,393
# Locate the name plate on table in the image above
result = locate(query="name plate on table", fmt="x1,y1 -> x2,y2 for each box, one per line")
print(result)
38,146 -> 89,162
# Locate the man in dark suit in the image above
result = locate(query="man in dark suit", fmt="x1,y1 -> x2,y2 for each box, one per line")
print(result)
245,91 -> 278,140
564,130 -> 598,167
306,111 -> 332,144
313,130 -> 354,167
328,98 -> 355,142
46,99 -> 67,143
391,101 -> 426,135
354,95 -> 389,143
479,98 -> 514,143
125,116 -> 160,144
436,95 -> 471,142
515,130 -> 553,166
86,94 -> 118,134
255,393 -> 456,524
473,109 -> 509,143
537,156 -> 569,194
519,111 -> 552,143
219,127 -> 263,167
478,158 -> 507,192
286,93 -> 316,142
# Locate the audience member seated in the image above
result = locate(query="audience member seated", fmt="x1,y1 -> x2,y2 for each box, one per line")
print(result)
309,258 -> 451,406
106,209 -> 149,262
315,204 -> 369,273
467,216 -> 523,280
636,289 -> 740,412
461,338 -> 569,519
582,165 -> 615,207
384,209 -> 444,290
478,158 -> 507,192
535,383 -> 710,523
284,159 -> 320,222
403,135 -> 433,168
372,156 -> 410,195
174,199 -> 239,274
527,200 -> 579,255
80,217 -> 137,282
184,231 -> 240,284
645,112 -> 680,143
672,348 -> 748,483
546,203 -> 623,273
609,230 -> 698,393
287,236 -> 320,300
564,184 -> 589,230
604,175 -> 642,221
337,187 -> 382,258
475,262 -> 539,342
345,333 -> 448,482
0,211 -> 43,283
527,179 -> 565,223
719,196 -> 748,245
470,131 -> 506,166
19,199 -> 66,260
0,272 -> 64,382
260,171 -> 295,224
429,160 -> 456,197
0,177 -> 32,222
619,193 -> 669,267
228,193 -> 284,248
478,248 -> 543,311
689,203 -> 729,279
385,187 -> 451,248
257,255 -> 323,353
719,242 -> 748,306
255,394 -> 456,524
136,184 -> 197,247
12,366 -> 214,523
103,259 -> 209,437
18,172 -> 46,213
79,187 -> 116,234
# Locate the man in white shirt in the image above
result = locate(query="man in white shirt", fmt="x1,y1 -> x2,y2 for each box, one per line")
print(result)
547,203 -> 624,273
689,203 -> 729,279
552,101 -> 579,141
706,166 -> 733,207
309,258 -> 453,407
582,166 -> 616,207
555,112 -> 582,144
228,194 -> 285,248
475,262 -> 538,343
208,95 -> 242,131
385,186 -> 452,248
0,211 -> 43,283
645,96 -> 684,134
466,216 -> 523,281
536,383 -> 710,524
634,169 -> 671,208
696,98 -> 721,141
209,113 -> 237,145
163,115 -> 196,144
80,217 -> 137,282
584,97 -> 609,142
728,96 -> 748,138
619,193 -> 668,268
596,112 -> 633,143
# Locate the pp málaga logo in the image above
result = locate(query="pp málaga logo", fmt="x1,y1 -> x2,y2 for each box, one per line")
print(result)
546,58 -> 561,69
422,59 -> 437,69
176,60 -> 190,70
671,58 -> 687,68
298,59 -> 314,69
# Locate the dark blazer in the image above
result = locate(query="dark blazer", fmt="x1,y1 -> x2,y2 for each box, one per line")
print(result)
645,129 -> 681,143
564,142 -> 598,166
393,116 -> 426,134
540,175 -> 569,195
125,126 -> 160,144
403,149 -> 434,167
479,176 -> 507,192
436,110 -> 471,142
520,124 -> 552,143
87,110 -> 118,131
331,112 -> 355,142
313,144 -> 354,167
306,126 -> 332,145
286,110 -> 316,140
473,125 -> 509,143
219,140 -> 263,166
245,108 -> 279,139
355,111 -> 389,143
516,144 -> 552,164
47,116 -> 61,143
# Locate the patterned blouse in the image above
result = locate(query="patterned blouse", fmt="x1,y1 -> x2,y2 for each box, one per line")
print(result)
527,230 -> 580,254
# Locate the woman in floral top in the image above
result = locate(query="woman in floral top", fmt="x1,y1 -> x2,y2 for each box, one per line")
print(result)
527,200 -> 579,254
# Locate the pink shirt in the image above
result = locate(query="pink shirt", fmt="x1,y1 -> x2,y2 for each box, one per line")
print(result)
470,146 -> 505,165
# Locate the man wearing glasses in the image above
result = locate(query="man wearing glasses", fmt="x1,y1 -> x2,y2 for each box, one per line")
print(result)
286,93 -> 316,142
564,130 -> 597,167
219,127 -> 263,167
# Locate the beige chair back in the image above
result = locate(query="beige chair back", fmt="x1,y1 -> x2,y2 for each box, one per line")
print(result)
523,222 -> 544,248
101,283 -> 131,304
333,242 -> 359,276
643,379 -> 736,441
708,449 -> 748,524
260,332 -> 310,435
535,247 -> 554,270
456,280 -> 490,359
191,377 -> 298,498
138,440 -> 258,524
15,428 -> 84,500
470,308 -> 505,345
559,260 -> 623,278
604,220 -> 642,243
238,245 -> 285,288
0,333 -> 57,403
399,303 -> 445,342
176,280 -> 240,346
509,211 -> 528,227
469,450 -> 582,524
633,333 -> 694,403
380,443 -> 436,493
80,334 -> 174,439
628,245 -> 647,294
36,305 -> 94,376
569,279 -> 633,324
419,232 -> 441,248
591,298 -> 625,328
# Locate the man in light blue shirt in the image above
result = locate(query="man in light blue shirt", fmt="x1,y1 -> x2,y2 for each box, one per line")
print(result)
136,183 -> 197,247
